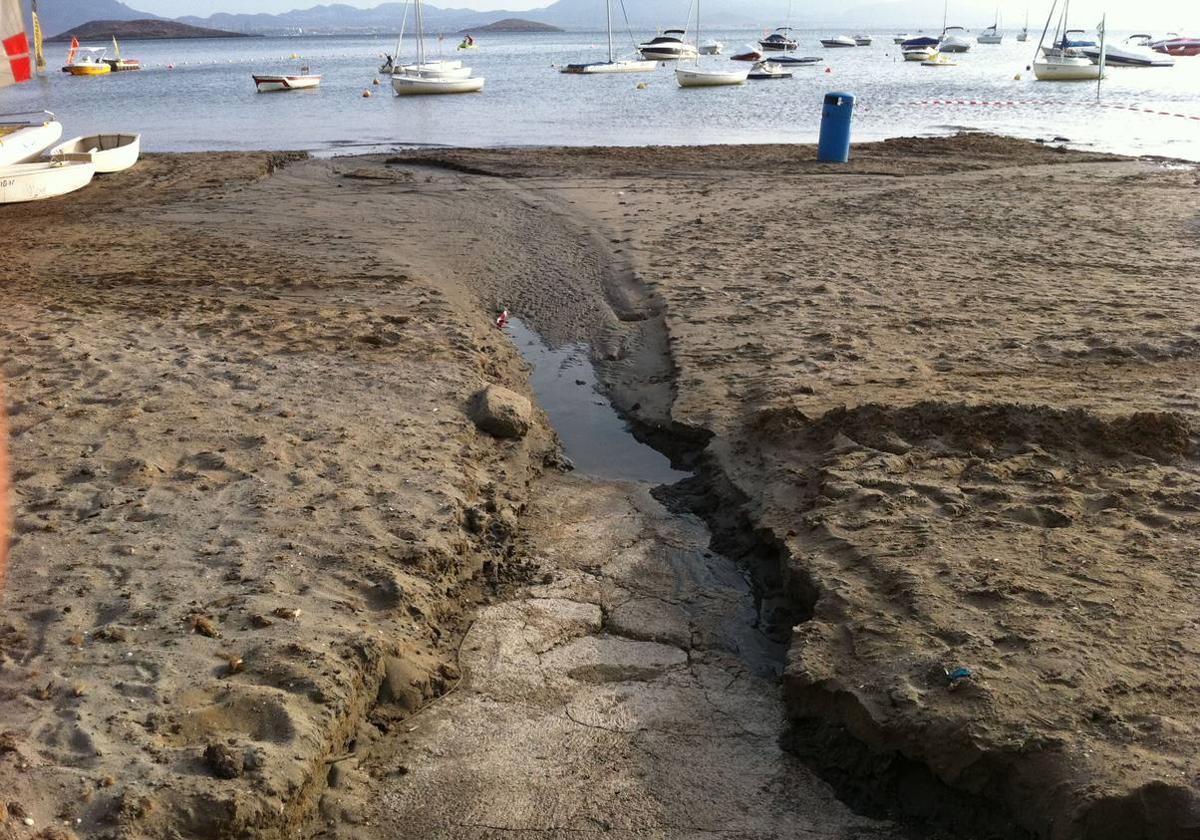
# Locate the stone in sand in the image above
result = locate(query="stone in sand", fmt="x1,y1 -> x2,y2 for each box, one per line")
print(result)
378,657 -> 431,712
469,385 -> 531,439
203,742 -> 244,779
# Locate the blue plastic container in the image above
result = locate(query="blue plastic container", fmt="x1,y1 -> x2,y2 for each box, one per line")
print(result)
817,92 -> 856,163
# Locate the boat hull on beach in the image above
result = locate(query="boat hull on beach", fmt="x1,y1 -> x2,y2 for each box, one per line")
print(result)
0,159 -> 95,203
50,133 -> 141,174
0,118 -> 62,166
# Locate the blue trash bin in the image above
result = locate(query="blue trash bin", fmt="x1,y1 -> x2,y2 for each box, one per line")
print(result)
817,92 -> 856,163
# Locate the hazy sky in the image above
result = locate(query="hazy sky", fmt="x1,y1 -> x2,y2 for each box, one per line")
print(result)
131,0 -> 1199,25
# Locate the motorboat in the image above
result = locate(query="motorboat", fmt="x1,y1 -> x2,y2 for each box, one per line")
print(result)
699,40 -> 723,55
639,29 -> 698,60
392,0 -> 484,94
1033,0 -> 1102,80
893,33 -> 912,44
854,35 -> 873,46
1149,35 -> 1200,57
49,133 -> 141,173
922,52 -> 957,66
393,74 -> 484,93
104,37 -> 140,71
63,47 -> 111,75
939,26 -> 971,52
820,35 -> 856,48
759,27 -> 798,51
901,35 -> 940,61
562,0 -> 657,73
0,113 -> 62,166
0,158 -> 95,203
747,60 -> 792,79
676,66 -> 748,86
253,70 -> 321,91
730,45 -> 764,61
764,54 -> 821,65
1078,39 -> 1174,66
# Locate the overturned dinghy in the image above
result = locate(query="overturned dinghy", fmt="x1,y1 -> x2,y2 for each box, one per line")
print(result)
50,133 -> 141,173
0,158 -> 95,203
0,113 -> 63,167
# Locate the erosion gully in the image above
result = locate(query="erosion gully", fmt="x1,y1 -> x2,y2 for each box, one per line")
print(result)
297,157 -> 1015,840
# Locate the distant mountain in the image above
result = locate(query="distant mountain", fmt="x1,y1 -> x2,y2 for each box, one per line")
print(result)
468,19 -> 564,33
28,0 -> 159,40
46,19 -> 253,42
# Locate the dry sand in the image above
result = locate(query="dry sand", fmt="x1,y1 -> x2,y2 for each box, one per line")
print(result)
1,135 -> 1197,840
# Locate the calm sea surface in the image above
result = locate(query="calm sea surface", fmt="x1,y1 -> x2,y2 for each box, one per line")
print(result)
3,29 -> 1198,159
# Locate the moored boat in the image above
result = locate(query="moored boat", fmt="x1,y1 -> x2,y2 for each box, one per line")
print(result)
49,133 -> 141,173
820,35 -> 856,48
901,36 -> 940,61
730,45 -> 763,61
104,37 -> 140,70
759,27 -> 798,51
1078,38 -> 1174,66
0,158 -> 95,203
939,26 -> 971,52
63,47 -> 111,75
1032,0 -> 1103,80
764,54 -> 820,64
392,74 -> 484,93
854,34 -> 873,45
699,40 -> 723,55
562,0 -> 657,73
1149,35 -> 1200,56
747,60 -> 791,79
639,29 -> 698,60
675,66 -> 748,86
0,113 -> 62,166
253,71 -> 321,91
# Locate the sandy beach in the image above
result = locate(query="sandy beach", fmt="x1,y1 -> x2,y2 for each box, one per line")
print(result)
1,136 -> 1197,839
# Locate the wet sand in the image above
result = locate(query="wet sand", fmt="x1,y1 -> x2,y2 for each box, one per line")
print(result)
1,136 -> 1198,839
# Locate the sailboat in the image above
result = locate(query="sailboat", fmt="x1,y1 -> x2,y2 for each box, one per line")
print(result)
1017,9 -> 1030,41
561,0 -> 655,73
105,37 -> 140,71
978,9 -> 1003,43
1032,0 -> 1102,80
675,0 -> 748,86
391,0 -> 484,94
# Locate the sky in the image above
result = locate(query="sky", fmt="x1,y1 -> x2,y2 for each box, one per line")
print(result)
130,0 -> 1200,25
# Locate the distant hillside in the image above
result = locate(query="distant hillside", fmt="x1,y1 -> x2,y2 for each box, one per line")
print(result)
47,19 -> 253,42
466,19 -> 564,33
28,0 -> 156,40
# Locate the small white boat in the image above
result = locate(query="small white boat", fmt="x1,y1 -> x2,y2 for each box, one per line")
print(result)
49,133 -> 141,174
1078,39 -> 1174,67
747,60 -> 791,79
1016,28 -> 1028,41
1033,53 -> 1101,80
675,65 -> 748,86
253,72 -> 321,91
0,158 -> 95,204
893,33 -> 912,44
854,34 -> 873,46
699,39 -> 723,55
820,35 -> 857,48
392,74 -> 484,94
0,114 -> 63,167
903,45 -> 938,61
978,25 -> 1003,44
759,27 -> 798,51
399,63 -> 473,78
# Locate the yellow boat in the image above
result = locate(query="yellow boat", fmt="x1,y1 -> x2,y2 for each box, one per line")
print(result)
63,46 -> 111,75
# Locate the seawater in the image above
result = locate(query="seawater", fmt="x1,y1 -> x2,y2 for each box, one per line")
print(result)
3,29 -> 1198,160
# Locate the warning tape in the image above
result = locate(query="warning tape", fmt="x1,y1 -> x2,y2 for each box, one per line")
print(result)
888,98 -> 1200,121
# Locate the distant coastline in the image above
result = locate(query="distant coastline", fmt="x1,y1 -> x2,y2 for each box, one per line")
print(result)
47,18 -> 256,42
462,18 -> 564,34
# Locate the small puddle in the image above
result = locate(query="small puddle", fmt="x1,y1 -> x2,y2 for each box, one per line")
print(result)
504,317 -> 689,485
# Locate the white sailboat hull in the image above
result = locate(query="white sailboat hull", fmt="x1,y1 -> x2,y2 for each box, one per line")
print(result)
50,133 -> 141,174
1033,57 -> 1102,80
392,74 -> 485,94
675,66 -> 748,87
561,59 -> 657,73
0,159 -> 96,204
0,120 -> 63,167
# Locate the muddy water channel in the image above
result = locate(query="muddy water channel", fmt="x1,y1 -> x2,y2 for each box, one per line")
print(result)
342,324 -> 900,839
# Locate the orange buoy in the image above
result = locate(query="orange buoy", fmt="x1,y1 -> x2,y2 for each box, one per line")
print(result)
362,89 -> 372,97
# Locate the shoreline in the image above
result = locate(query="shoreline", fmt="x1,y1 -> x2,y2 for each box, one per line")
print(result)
2,136 -> 1197,839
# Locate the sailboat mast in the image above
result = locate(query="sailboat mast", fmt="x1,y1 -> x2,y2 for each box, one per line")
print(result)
606,0 -> 613,63
393,0 -> 409,67
415,0 -> 424,67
